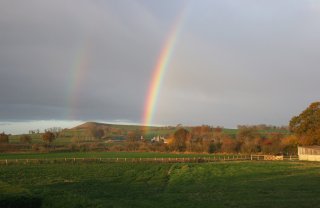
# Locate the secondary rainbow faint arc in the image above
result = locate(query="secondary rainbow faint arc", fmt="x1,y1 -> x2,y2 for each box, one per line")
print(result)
68,41 -> 91,119
143,7 -> 188,128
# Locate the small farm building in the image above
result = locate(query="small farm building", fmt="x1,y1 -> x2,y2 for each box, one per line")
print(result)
298,146 -> 320,161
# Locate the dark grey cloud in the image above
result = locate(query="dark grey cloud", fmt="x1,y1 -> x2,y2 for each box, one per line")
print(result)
0,0 -> 169,123
1,0 -> 320,132
153,0 -> 320,127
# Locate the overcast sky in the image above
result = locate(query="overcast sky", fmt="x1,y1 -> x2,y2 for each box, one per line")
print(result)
1,0 -> 320,134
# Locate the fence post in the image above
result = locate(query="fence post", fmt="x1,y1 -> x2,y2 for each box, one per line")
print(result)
251,155 -> 253,160
6,159 -> 8,165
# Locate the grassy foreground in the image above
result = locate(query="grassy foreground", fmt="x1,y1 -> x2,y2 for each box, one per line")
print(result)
1,161 -> 320,208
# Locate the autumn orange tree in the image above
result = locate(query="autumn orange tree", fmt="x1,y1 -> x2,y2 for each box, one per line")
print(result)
289,102 -> 320,145
42,131 -> 56,145
171,128 -> 191,152
281,135 -> 298,155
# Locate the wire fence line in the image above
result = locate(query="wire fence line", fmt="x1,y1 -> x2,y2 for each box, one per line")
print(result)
0,155 -> 299,165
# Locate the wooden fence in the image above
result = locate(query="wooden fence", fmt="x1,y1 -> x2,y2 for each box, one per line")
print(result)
0,155 -> 250,165
0,154 -> 300,165
250,155 -> 299,161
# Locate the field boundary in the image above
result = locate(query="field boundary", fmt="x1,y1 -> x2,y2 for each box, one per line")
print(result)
0,154 -> 300,165
0,155 -> 250,165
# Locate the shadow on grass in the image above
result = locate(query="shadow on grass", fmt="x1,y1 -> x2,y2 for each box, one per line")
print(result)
0,195 -> 42,208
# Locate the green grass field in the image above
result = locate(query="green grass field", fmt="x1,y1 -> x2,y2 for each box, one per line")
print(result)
1,161 -> 320,208
0,152 -> 240,160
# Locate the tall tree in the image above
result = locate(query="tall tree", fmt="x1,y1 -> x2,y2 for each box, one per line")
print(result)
171,128 -> 191,152
289,102 -> 320,145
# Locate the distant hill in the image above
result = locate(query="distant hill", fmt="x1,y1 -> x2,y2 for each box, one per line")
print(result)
69,121 -> 175,139
69,121 -> 289,139
72,122 -> 112,130
72,122 -> 151,132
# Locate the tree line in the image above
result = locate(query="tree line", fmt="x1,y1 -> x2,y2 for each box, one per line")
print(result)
121,125 -> 297,155
1,101 -> 319,154
122,102 -> 320,154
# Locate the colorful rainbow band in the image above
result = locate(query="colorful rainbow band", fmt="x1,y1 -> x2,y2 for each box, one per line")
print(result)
142,6 -> 188,129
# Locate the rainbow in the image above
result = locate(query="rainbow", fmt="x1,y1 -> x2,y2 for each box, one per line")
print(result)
142,7 -> 188,128
67,41 -> 91,119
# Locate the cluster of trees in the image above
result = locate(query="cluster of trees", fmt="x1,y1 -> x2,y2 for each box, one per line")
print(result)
42,131 -> 56,145
165,126 -> 297,154
0,132 -> 56,145
161,101 -> 320,154
120,126 -> 297,154
237,125 -> 288,131
29,129 -> 40,134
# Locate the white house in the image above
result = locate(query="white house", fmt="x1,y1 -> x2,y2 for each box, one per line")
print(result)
298,146 -> 320,161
